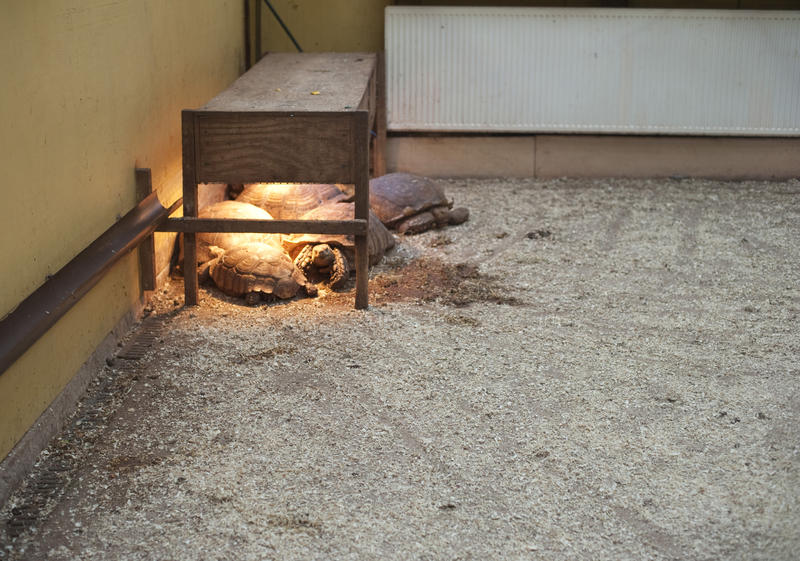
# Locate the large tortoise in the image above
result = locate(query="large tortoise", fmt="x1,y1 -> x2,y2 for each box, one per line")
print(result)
177,200 -> 282,273
369,173 -> 469,234
236,182 -> 348,219
208,242 -> 317,304
282,202 -> 395,289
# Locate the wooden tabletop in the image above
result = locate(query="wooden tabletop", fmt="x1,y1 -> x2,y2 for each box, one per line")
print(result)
200,53 -> 376,113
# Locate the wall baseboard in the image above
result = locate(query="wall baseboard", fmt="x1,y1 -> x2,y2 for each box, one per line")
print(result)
387,135 -> 800,180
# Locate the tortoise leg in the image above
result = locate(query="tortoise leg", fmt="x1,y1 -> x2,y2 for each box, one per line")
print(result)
302,281 -> 318,297
293,244 -> 316,275
328,247 -> 350,289
397,211 -> 436,235
288,264 -> 318,298
198,259 -> 214,285
274,278 -> 300,300
244,292 -> 260,306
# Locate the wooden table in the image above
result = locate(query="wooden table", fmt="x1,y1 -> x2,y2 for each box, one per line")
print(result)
175,52 -> 385,309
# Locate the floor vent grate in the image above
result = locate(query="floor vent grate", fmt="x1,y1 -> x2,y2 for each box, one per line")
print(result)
2,317 -> 167,543
116,318 -> 163,360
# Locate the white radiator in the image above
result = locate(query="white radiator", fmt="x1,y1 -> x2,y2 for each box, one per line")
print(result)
385,7 -> 800,136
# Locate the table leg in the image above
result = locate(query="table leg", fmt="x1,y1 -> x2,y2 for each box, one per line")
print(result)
135,168 -> 157,292
182,111 -> 199,306
354,234 -> 368,310
354,111 -> 370,310
374,51 -> 387,177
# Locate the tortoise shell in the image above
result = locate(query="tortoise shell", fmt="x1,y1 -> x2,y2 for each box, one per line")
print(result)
236,183 -> 349,220
368,173 -> 451,229
281,202 -> 395,266
179,200 -> 281,266
209,241 -> 314,302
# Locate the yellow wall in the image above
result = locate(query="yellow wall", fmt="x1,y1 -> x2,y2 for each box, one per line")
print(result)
0,1 -> 244,460
257,0 -> 392,54
255,0 -> 799,58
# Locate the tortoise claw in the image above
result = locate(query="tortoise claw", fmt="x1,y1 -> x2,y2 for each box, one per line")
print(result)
327,247 -> 350,289
293,244 -> 316,275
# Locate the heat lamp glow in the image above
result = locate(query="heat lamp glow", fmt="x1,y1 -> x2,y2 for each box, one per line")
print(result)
185,175 -> 467,305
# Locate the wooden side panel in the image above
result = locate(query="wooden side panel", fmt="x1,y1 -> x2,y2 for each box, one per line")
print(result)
195,112 -> 356,183
201,53 -> 375,112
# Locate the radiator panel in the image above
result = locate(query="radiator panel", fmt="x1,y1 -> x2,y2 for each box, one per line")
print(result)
385,7 -> 800,136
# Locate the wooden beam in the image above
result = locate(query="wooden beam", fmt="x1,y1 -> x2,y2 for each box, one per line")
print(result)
159,217 -> 367,235
135,168 -> 157,291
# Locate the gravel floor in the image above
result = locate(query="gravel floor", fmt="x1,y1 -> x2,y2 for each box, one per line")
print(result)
1,177 -> 799,560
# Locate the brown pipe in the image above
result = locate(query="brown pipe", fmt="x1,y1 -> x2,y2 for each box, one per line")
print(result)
244,0 -> 252,71
0,191 -> 178,376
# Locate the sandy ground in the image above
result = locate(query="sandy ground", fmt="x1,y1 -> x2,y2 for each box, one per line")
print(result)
1,177 -> 799,560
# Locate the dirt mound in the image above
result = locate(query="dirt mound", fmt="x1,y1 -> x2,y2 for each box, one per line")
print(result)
371,256 -> 523,307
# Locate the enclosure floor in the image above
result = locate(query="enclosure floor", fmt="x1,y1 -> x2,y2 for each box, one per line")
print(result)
2,178 -> 799,560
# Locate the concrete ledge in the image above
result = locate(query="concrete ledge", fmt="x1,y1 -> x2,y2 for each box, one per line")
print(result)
535,135 -> 800,180
387,134 -> 800,180
387,135 -> 535,178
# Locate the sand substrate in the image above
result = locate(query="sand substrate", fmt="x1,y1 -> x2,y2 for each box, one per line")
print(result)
1,177 -> 799,560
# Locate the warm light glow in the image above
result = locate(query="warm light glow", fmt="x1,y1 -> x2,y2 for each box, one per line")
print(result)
253,182 -> 298,189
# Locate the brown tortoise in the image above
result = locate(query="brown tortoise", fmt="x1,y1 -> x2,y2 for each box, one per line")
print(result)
208,242 -> 317,304
282,202 -> 395,289
236,182 -> 348,220
369,173 -> 469,234
177,200 -> 282,275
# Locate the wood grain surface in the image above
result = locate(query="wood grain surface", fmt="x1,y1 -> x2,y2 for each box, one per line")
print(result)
200,53 -> 376,113
193,111 -> 361,184
160,217 -> 367,236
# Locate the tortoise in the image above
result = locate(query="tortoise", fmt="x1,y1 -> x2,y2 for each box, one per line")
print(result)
368,173 -> 469,234
282,202 -> 395,289
236,182 -> 349,220
208,241 -> 317,305
177,200 -> 282,276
